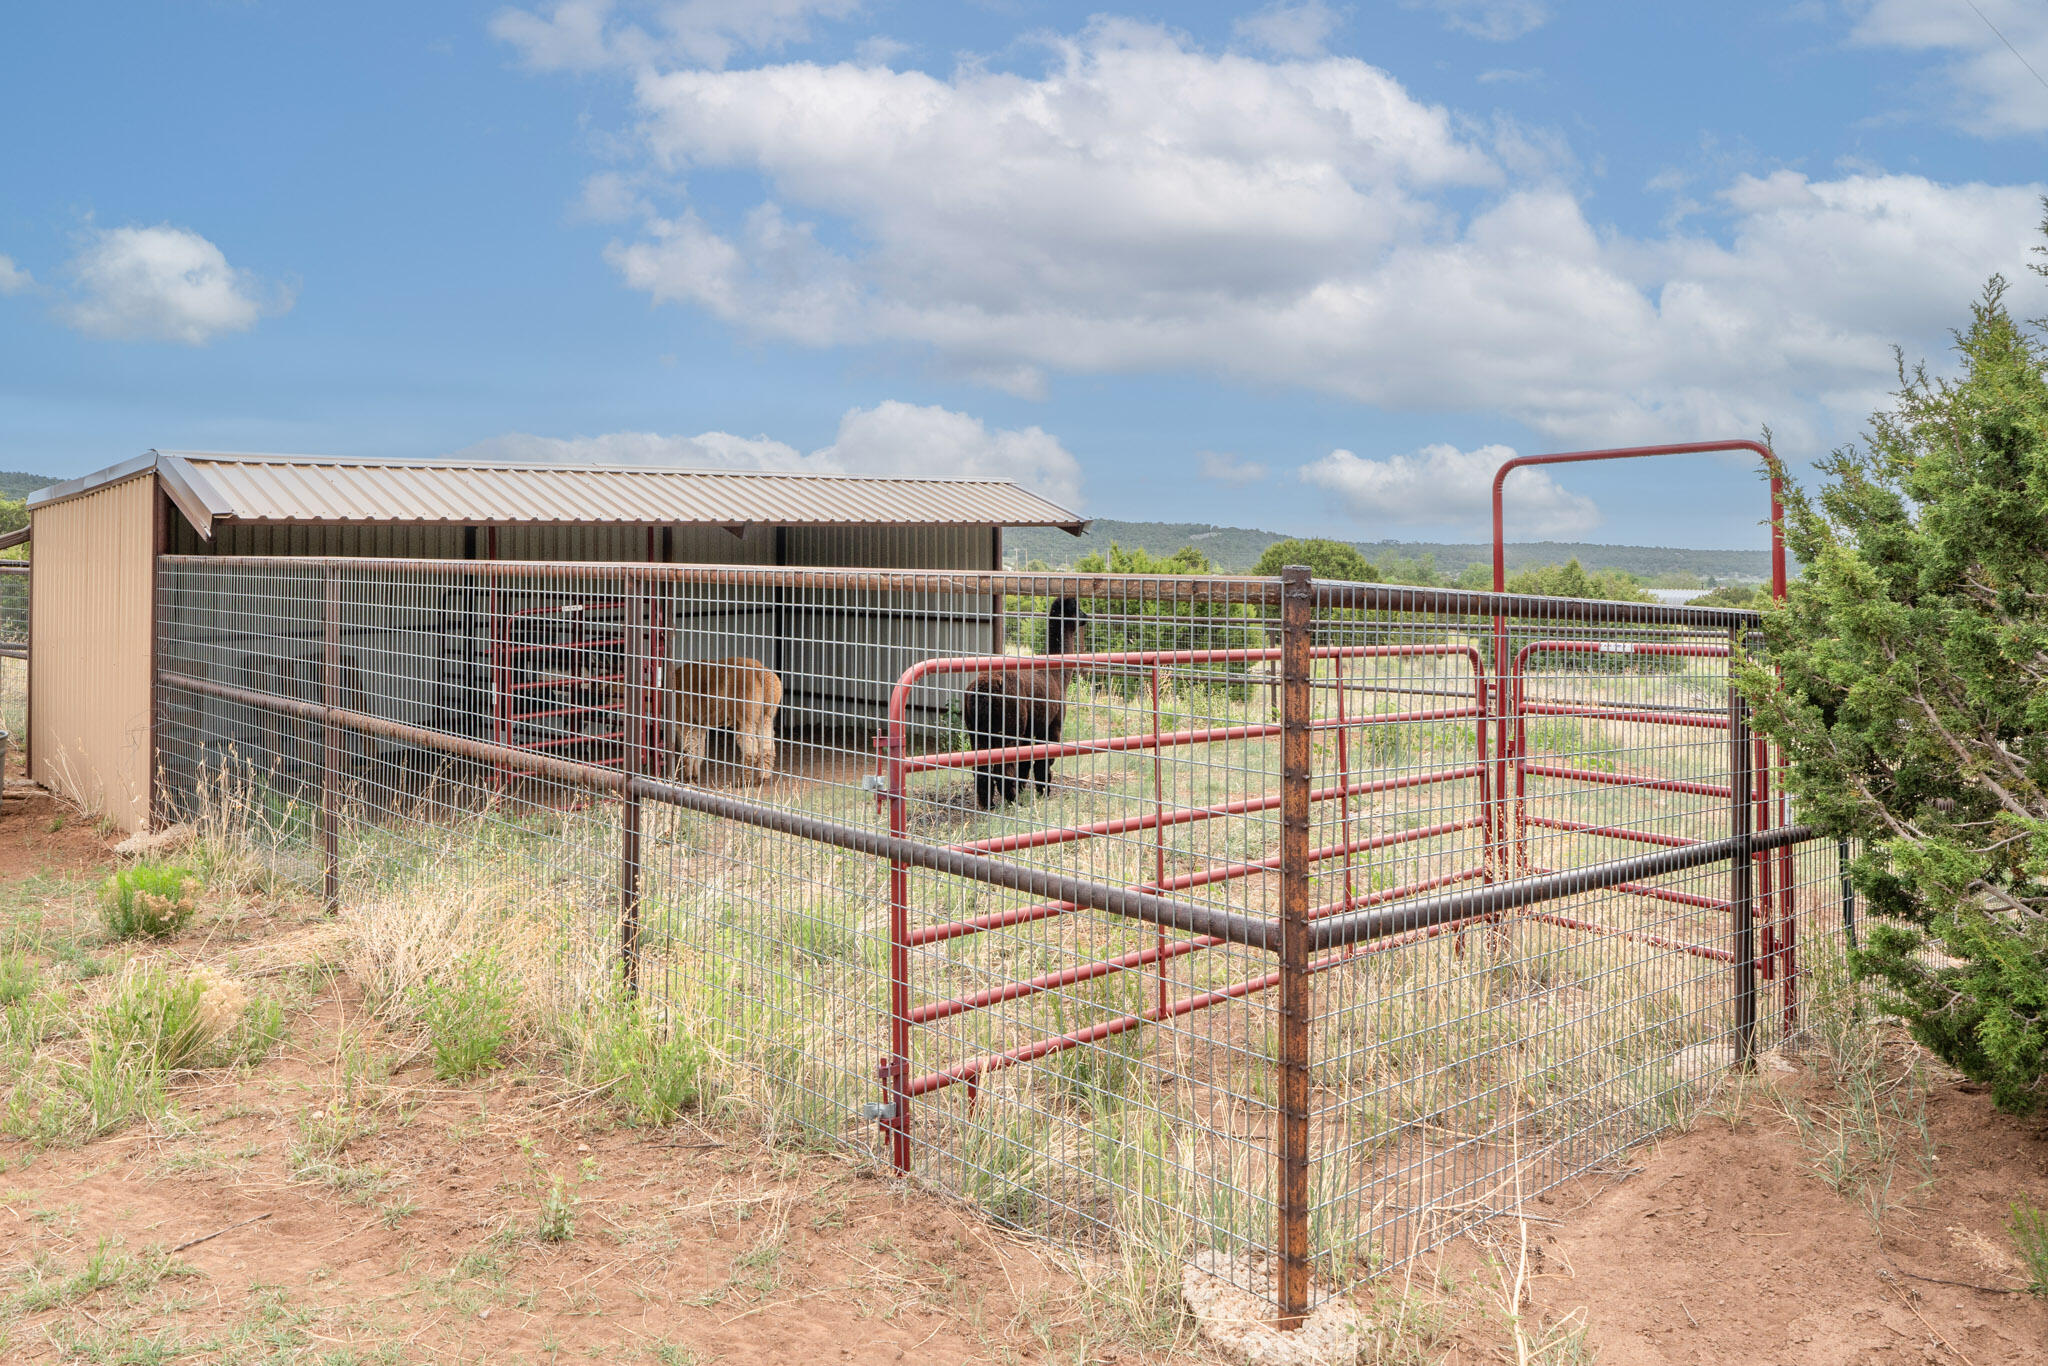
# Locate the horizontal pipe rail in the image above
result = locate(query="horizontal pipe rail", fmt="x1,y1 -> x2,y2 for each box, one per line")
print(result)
159,668 -> 1279,951
1520,814 -> 1702,849
1311,821 -> 1814,954
1524,862 -> 1730,912
906,903 -> 1520,1099
1517,701 -> 1730,730
908,707 -> 1477,776
163,555 -> 1767,628
1519,763 -> 1734,800
1521,911 -> 1733,963
952,763 -> 1486,856
911,816 -> 1484,948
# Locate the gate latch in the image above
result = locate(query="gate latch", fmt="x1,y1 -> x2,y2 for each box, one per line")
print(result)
860,1101 -> 898,1121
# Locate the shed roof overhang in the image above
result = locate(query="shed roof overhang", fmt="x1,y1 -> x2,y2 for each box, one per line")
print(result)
26,450 -> 1091,541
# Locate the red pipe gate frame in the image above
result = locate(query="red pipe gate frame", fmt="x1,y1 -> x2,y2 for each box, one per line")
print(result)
873,641 -> 1493,1176
853,442 -> 1797,1323
1492,440 -> 1799,1030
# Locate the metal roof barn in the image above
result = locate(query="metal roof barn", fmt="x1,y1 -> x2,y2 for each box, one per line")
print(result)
26,450 -> 1086,831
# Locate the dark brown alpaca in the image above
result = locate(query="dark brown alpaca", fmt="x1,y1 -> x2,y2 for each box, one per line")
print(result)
961,596 -> 1090,809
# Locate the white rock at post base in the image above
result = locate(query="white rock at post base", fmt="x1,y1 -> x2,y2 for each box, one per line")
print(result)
1180,1252 -> 1368,1366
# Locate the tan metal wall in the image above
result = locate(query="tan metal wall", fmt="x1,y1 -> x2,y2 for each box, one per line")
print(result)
30,473 -> 156,832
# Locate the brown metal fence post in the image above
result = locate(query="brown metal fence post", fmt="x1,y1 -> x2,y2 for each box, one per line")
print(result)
621,574 -> 646,996
321,568 -> 340,915
1730,630 -> 1757,1069
1275,565 -> 1313,1329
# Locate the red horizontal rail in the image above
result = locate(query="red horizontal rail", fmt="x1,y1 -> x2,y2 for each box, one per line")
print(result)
1520,814 -> 1702,850
1518,701 -> 1730,731
908,705 -> 1478,776
1517,639 -> 1730,663
906,906 -> 1510,1098
912,934 -> 1219,1026
1306,865 -> 1489,920
505,730 -> 625,753
503,700 -> 625,723
502,672 -> 626,696
952,763 -> 1486,856
492,636 -> 625,658
1519,763 -> 1733,800
1524,862 -> 1730,912
1522,911 -> 1732,963
911,817 -> 1484,947
919,858 -> 1493,1025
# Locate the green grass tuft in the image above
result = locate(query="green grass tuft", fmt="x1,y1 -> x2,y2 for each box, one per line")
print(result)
2010,1199 -> 2048,1296
97,864 -> 199,940
416,950 -> 517,1081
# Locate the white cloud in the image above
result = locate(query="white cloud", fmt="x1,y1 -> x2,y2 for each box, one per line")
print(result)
0,255 -> 31,295
1198,451 -> 1269,485
1301,443 -> 1596,538
60,225 -> 288,345
574,170 -> 648,222
1407,0 -> 1550,42
492,0 -> 860,72
1847,0 -> 2048,136
530,18 -> 2042,450
1233,1 -> 1343,58
455,399 -> 1084,506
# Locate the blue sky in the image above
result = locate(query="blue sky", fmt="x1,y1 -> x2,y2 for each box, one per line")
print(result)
2,2 -> 2044,549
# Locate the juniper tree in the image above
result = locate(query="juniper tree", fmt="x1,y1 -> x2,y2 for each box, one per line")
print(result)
1741,256 -> 2048,1114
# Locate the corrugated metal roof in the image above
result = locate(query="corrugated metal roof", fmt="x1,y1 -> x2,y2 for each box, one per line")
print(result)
28,450 -> 1088,536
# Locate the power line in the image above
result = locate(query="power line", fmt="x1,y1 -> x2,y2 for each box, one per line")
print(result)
1958,0 -> 2048,97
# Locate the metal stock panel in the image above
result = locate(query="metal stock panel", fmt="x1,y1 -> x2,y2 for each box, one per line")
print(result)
152,553 -> 1852,1318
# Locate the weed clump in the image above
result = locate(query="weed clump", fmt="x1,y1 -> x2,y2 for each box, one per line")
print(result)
575,998 -> 712,1125
416,950 -> 517,1080
98,864 -> 198,940
93,961 -> 249,1072
2010,1199 -> 2048,1297
0,951 -> 36,1007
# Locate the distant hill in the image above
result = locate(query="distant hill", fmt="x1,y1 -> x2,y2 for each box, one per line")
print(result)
1005,518 -> 1781,583
0,472 -> 57,501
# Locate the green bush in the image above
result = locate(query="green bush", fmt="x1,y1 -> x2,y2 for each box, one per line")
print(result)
416,951 -> 517,1081
1741,261 -> 2048,1114
98,864 -> 198,940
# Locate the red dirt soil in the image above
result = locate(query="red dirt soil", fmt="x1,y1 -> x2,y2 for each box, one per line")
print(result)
1508,1075 -> 2048,1363
5,785 -> 2048,1363
0,787 -> 119,879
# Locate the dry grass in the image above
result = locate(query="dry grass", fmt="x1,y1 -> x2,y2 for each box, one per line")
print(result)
138,647 -> 1861,1331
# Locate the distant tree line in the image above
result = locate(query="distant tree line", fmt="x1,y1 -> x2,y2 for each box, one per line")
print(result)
1031,536 -> 1666,604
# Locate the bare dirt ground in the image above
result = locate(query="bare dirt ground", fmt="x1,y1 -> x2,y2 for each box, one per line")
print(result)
1504,1071 -> 2048,1364
4,784 -> 2047,1364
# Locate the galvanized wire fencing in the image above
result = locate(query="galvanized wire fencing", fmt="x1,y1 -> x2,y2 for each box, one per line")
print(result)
0,561 -> 27,742
152,556 -> 1844,1324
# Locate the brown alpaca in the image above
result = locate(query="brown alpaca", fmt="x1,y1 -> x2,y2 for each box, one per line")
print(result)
662,657 -> 782,785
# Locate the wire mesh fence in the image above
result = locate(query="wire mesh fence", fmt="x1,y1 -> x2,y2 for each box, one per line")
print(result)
0,561 -> 27,742
151,554 -> 1846,1323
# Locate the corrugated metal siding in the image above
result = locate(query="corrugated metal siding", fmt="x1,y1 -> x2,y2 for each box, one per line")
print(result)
214,523 -> 469,558
781,525 -> 993,570
777,524 -> 1000,720
30,474 -> 155,832
664,524 -> 777,564
166,454 -> 1083,529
